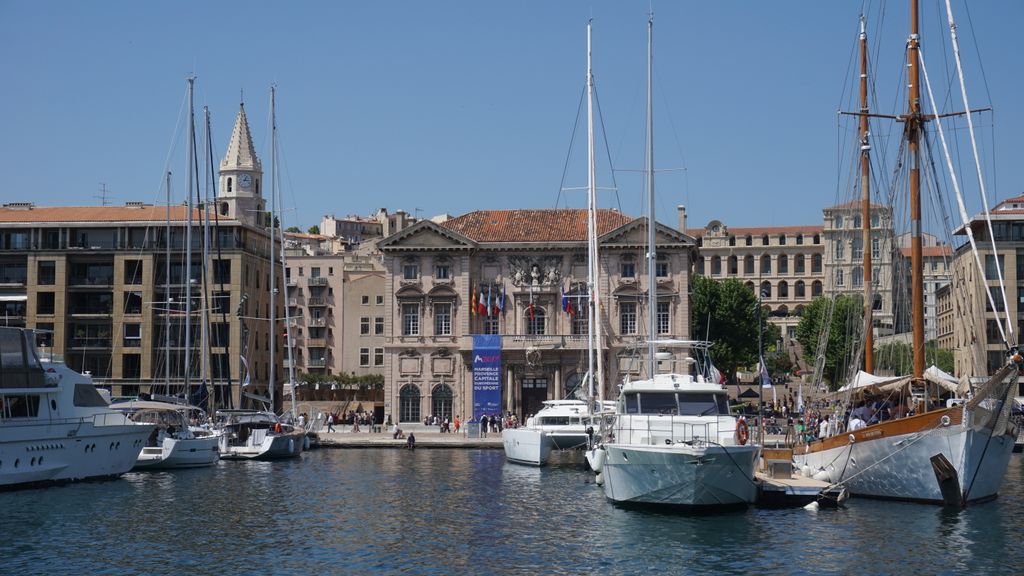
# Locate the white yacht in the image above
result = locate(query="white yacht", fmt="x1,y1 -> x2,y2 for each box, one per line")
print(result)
111,401 -> 220,469
0,328 -> 155,488
502,400 -> 614,466
597,369 -> 760,508
214,409 -> 304,460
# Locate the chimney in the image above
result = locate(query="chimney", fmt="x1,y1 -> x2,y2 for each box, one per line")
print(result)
677,205 -> 687,233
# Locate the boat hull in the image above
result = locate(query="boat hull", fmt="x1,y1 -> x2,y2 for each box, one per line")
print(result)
133,434 -> 221,470
0,419 -> 153,488
793,409 -> 1015,504
502,428 -> 553,466
219,429 -> 304,460
601,443 -> 760,507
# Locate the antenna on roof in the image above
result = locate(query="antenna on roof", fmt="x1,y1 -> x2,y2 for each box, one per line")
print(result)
94,182 -> 113,206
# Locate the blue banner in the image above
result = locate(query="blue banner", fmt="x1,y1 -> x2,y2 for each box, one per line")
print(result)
472,334 -> 502,421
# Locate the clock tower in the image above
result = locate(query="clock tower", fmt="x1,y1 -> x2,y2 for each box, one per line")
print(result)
218,102 -> 266,227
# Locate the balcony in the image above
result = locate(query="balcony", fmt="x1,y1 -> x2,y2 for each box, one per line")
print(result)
283,358 -> 297,369
286,277 -> 300,287
287,297 -> 302,307
308,358 -> 327,368
287,317 -> 302,328
67,336 -> 112,349
0,275 -> 27,285
306,338 -> 327,348
69,276 -> 114,287
307,297 -> 328,307
309,317 -> 327,327
308,277 -> 328,287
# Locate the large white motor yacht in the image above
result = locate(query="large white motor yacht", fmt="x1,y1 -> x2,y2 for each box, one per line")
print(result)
111,401 -> 220,469
0,328 -> 154,488
502,400 -> 614,466
215,409 -> 304,460
597,372 -> 761,508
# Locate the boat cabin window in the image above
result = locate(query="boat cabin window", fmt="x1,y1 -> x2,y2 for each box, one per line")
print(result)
1,394 -> 41,418
73,384 -> 110,408
624,391 -> 728,416
678,393 -> 729,416
0,329 -> 46,388
538,416 -> 573,426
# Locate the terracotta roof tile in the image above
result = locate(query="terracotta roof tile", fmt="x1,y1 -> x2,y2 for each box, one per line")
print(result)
440,209 -> 634,243
0,205 -> 210,224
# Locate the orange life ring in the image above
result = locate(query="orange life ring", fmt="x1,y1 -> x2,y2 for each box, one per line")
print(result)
736,419 -> 749,446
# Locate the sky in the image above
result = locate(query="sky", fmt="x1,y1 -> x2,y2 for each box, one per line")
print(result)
2,1 -> 1023,236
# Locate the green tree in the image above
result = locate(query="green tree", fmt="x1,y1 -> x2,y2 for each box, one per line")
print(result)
691,276 -> 767,383
925,341 -> 954,373
876,340 -> 954,374
795,294 -> 862,389
285,226 -> 301,233
307,225 -> 320,235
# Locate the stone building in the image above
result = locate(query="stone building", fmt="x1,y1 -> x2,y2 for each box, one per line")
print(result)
0,103 -> 282,408
377,207 -> 696,424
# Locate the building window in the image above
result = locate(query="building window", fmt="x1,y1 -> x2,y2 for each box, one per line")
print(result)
123,260 -> 143,285
835,242 -> 845,260
760,281 -> 772,299
403,263 -> 419,280
526,307 -> 546,335
434,303 -> 452,335
727,256 -> 738,275
38,261 -> 56,285
852,267 -> 864,288
123,292 -> 143,315
402,303 -> 420,336
760,255 -> 771,275
376,295 -> 384,305
778,255 -> 788,275
311,267 -> 321,278
360,317 -> 370,335
812,280 -> 823,297
122,353 -> 141,379
374,347 -> 384,366
796,234 -> 804,245
571,306 -> 589,335
483,316 -> 500,335
621,258 -> 636,278
711,256 -> 722,276
744,255 -> 755,275
834,215 -> 844,228
656,301 -> 670,334
985,255 -> 1005,280
656,259 -> 669,277
37,292 -> 55,315
399,384 -> 421,423
795,281 -> 805,298
745,235 -> 753,246
852,238 -> 863,260
620,302 -> 637,335
835,269 -> 845,287
359,347 -> 370,367
853,215 -> 862,229
361,295 -> 370,305
778,234 -> 787,245
794,254 -> 805,274
375,317 -> 385,335
436,264 -> 450,280
778,281 -> 789,299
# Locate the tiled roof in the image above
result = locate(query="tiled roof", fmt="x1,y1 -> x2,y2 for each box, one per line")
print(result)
899,246 -> 953,257
220,103 -> 261,172
440,209 -> 635,242
687,225 -> 822,237
0,204 -> 208,223
285,232 -> 330,240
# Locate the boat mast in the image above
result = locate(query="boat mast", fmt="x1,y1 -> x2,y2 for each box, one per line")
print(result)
268,85 -> 277,412
199,107 -> 214,408
184,75 -> 196,397
585,19 -> 601,405
273,86 -> 298,417
859,16 -> 874,374
165,170 -> 172,394
644,14 -> 657,378
907,0 -> 925,379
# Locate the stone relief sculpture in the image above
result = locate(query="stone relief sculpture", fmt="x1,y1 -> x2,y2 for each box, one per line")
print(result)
507,255 -> 562,287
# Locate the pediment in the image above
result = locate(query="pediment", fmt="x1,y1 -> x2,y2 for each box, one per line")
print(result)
395,284 -> 425,299
427,284 -> 459,299
378,220 -> 476,252
600,217 -> 695,248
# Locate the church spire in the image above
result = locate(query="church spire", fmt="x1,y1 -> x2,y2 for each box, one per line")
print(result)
220,102 -> 262,173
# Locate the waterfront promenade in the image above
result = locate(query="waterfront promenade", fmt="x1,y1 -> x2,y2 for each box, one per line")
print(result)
318,426 -> 503,449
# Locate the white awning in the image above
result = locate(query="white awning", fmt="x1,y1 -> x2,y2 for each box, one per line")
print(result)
0,295 -> 27,302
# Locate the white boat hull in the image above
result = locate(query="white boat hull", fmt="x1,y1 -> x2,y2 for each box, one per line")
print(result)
0,419 -> 153,488
601,443 -> 760,507
502,428 -> 553,466
219,428 -> 304,460
793,421 -> 1014,504
133,434 -> 221,470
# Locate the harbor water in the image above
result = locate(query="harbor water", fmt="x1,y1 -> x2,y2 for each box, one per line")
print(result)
2,450 -> 1023,575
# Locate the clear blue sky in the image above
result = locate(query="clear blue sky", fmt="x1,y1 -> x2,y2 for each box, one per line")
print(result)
2,1 -> 1022,234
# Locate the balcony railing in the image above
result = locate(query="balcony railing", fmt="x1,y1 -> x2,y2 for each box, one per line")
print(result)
69,276 -> 114,286
306,338 -> 326,348
0,275 -> 27,285
68,337 -> 112,349
308,277 -> 328,287
309,317 -> 327,327
308,358 -> 327,368
307,297 -> 327,307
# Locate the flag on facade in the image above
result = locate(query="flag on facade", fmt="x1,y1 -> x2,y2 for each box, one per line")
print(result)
471,286 -> 477,316
486,285 -> 493,317
561,285 -> 569,314
477,286 -> 488,316
499,283 -> 506,314
759,355 -> 772,388
491,284 -> 501,316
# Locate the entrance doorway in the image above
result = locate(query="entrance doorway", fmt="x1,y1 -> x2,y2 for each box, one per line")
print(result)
521,377 -> 548,420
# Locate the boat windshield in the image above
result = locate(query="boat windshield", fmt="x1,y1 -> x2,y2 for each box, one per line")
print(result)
624,392 -> 728,416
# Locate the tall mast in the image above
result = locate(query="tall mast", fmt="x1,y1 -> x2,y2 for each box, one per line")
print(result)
199,107 -> 213,406
644,15 -> 657,378
268,85 -> 277,412
907,0 -> 925,379
859,16 -> 874,374
273,86 -> 298,417
585,19 -> 597,404
164,170 -> 172,393
184,75 -> 196,395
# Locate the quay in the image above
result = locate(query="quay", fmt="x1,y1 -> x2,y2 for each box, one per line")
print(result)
315,425 -> 504,449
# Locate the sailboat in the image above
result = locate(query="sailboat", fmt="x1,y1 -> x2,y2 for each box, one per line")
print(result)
215,86 -> 305,460
501,20 -> 614,466
595,16 -> 761,508
792,2 -> 1019,506
112,77 -> 222,470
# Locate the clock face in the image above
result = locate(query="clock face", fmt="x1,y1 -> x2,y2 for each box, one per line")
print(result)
239,173 -> 252,189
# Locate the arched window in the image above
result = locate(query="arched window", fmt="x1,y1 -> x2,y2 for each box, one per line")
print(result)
812,280 -> 823,297
711,256 -> 722,276
431,384 -> 453,421
794,254 -> 805,274
778,280 -> 789,299
794,304 -> 805,316
526,306 -> 546,335
744,255 -> 754,275
255,178 -> 260,195
760,281 -> 772,299
220,202 -> 229,216
727,255 -> 738,275
760,255 -> 771,274
745,235 -> 753,246
399,384 -> 421,423
812,254 -> 823,273
853,215 -> 862,228
871,213 -> 880,228
795,280 -> 805,298
778,254 -> 788,274
852,266 -> 864,287
778,234 -> 787,245
761,234 -> 769,246
226,177 -> 233,192
852,238 -> 863,259
796,234 -> 804,245
695,256 -> 705,275
728,235 -> 736,247
835,241 -> 845,260
835,269 -> 845,287
745,281 -> 755,292
834,215 -> 844,228
813,234 -> 821,244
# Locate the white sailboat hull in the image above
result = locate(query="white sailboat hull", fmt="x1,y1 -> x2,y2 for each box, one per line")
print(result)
133,434 -> 221,470
219,428 -> 304,460
793,418 -> 1014,504
601,443 -> 760,507
502,428 -> 553,466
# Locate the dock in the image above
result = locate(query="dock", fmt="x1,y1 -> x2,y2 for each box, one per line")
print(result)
314,428 -> 504,449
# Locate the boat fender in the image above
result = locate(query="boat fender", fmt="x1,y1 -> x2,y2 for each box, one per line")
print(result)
940,415 -> 951,427
812,469 -> 830,482
735,418 -> 750,446
595,472 -> 604,486
801,465 -> 812,478
303,435 -> 311,450
288,438 -> 295,453
849,434 -> 856,444
803,501 -> 820,511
